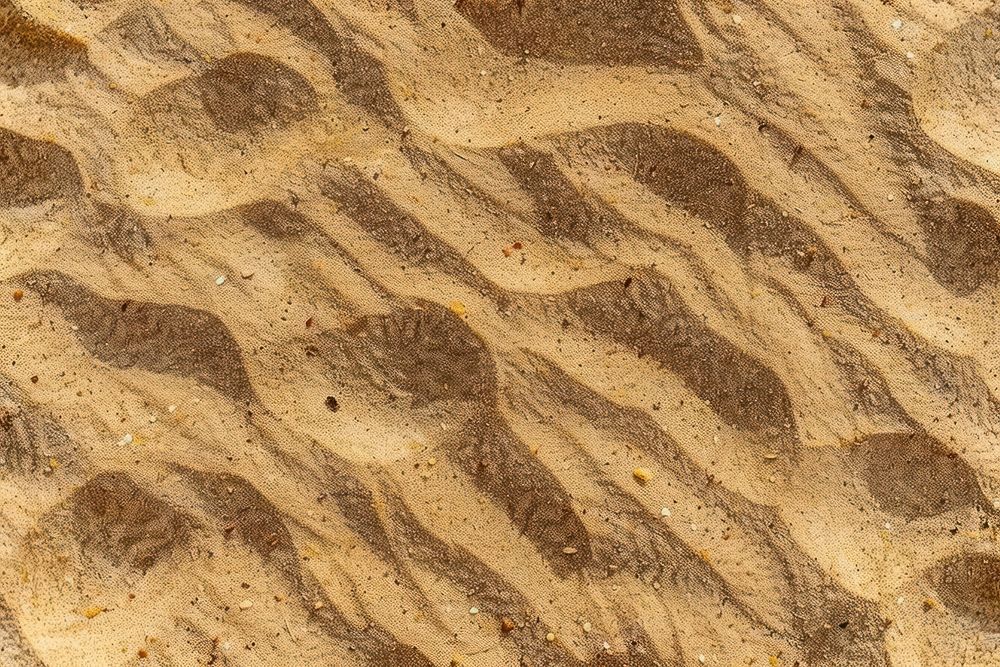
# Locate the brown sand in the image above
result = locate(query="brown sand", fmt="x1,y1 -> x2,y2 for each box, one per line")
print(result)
1,0 -> 999,665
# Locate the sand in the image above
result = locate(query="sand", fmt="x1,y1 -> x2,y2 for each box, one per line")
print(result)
1,0 -> 999,665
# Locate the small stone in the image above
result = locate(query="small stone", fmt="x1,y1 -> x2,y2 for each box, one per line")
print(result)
892,18 -> 902,30
545,632 -> 555,642
582,622 -> 592,633
325,396 -> 339,412
562,547 -> 578,554
500,617 -> 515,633
120,433 -> 134,445
239,599 -> 253,610
215,275 -> 226,285
138,648 -> 149,659
168,405 -> 177,413
314,601 -> 324,610
82,606 -> 103,619
12,289 -> 23,302
240,270 -> 255,279
731,14 -> 742,25
448,300 -> 467,317
469,607 -> 479,615
633,467 -> 652,483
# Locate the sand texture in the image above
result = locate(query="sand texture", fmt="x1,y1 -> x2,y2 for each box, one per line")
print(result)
2,0 -> 1000,665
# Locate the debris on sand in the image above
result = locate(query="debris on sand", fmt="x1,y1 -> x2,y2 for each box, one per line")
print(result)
633,467 -> 652,483
81,605 -> 104,619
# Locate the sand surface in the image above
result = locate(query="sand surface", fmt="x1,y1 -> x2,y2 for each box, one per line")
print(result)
2,0 -> 1000,665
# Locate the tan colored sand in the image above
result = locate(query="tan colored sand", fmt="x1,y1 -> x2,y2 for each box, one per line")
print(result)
2,0 -> 1000,665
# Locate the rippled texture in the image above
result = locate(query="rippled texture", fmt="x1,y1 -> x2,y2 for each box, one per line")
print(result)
1,1 -> 998,665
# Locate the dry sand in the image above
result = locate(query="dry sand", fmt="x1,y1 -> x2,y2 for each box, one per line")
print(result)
1,0 -> 1000,665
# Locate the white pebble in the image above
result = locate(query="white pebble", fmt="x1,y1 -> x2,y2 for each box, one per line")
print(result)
168,405 -> 177,413
906,51 -> 914,60
120,433 -> 134,445
469,607 -> 479,615
731,14 -> 742,25
239,599 -> 253,610
714,115 -> 722,127
892,18 -> 902,30
660,507 -> 671,517
582,622 -> 592,633
215,275 -> 226,285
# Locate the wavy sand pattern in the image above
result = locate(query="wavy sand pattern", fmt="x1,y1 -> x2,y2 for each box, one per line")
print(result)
1,0 -> 1000,665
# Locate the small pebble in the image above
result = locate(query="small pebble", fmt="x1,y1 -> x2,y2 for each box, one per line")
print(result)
120,433 -> 134,445
500,617 -> 515,633
239,599 -> 253,610
168,405 -> 177,413
215,275 -> 226,286
892,18 -> 902,30
582,622 -> 592,633
562,547 -> 578,554
660,507 -> 671,517
13,289 -> 23,302
545,632 -> 555,642
731,14 -> 742,25
469,607 -> 479,615
82,606 -> 103,619
633,467 -> 653,483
